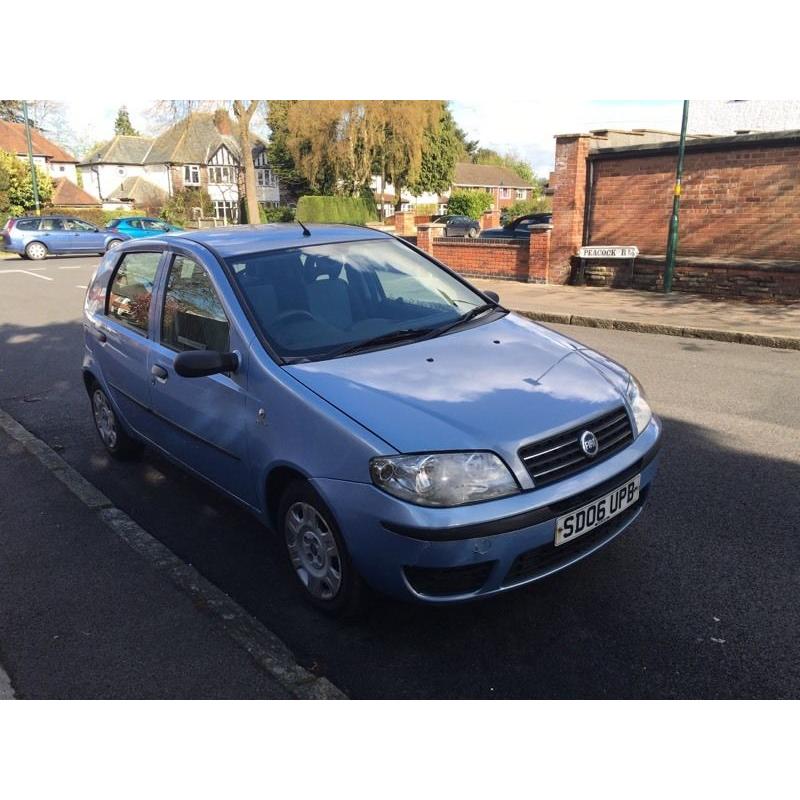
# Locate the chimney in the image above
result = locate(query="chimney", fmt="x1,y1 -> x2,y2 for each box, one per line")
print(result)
213,108 -> 233,136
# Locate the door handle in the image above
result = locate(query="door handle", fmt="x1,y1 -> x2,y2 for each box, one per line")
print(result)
151,364 -> 169,381
84,323 -> 107,343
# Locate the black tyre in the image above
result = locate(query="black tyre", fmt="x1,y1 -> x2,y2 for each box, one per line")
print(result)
468,226 -> 479,238
278,479 -> 368,617
90,384 -> 143,460
25,241 -> 48,260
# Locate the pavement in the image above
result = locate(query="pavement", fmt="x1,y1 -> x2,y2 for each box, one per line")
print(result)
472,279 -> 800,349
1,254 -> 799,698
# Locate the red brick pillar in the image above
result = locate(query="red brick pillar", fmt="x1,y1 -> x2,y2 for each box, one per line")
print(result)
528,225 -> 552,283
394,211 -> 416,236
550,134 -> 595,284
416,223 -> 445,254
481,210 -> 500,231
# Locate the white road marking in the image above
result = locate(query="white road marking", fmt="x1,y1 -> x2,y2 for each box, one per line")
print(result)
0,269 -> 53,281
59,265 -> 82,270
76,284 -> 88,290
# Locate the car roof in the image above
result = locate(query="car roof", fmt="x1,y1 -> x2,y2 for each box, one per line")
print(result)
171,223 -> 390,257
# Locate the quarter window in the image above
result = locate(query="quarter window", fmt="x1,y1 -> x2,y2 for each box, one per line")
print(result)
16,219 -> 40,231
161,256 -> 230,353
106,251 -> 161,335
183,164 -> 200,185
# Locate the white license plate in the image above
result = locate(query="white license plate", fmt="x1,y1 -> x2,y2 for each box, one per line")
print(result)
555,474 -> 640,547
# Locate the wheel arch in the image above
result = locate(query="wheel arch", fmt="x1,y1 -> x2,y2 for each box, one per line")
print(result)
264,464 -> 310,531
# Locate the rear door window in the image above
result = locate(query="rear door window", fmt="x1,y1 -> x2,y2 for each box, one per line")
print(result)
39,218 -> 64,231
161,255 -> 230,352
106,251 -> 162,335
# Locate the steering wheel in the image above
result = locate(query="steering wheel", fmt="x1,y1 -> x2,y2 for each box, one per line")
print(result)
273,309 -> 315,326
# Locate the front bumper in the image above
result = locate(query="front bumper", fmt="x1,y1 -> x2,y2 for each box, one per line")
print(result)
312,415 -> 662,603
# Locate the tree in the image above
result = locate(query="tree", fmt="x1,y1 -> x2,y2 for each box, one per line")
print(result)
278,101 -> 442,209
379,101 -> 441,211
0,149 -> 53,216
232,100 -> 261,225
407,103 -> 461,197
266,100 -> 313,201
446,189 -> 493,220
114,106 -> 139,136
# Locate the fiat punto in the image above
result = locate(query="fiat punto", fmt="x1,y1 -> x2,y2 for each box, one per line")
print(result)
82,224 -> 661,614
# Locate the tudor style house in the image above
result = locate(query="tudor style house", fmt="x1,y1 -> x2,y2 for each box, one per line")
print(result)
371,161 -> 535,217
78,112 -> 280,221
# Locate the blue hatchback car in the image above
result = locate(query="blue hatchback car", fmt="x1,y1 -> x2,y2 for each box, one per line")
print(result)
82,224 -> 661,614
106,217 -> 183,239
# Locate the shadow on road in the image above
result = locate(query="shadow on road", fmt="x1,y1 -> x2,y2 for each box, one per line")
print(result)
1,318 -> 798,698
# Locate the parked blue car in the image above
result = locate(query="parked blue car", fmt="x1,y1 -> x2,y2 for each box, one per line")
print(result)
106,217 -> 183,239
1,216 -> 130,259
82,224 -> 661,615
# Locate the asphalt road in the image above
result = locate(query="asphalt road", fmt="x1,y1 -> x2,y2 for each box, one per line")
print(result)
1,253 -> 799,698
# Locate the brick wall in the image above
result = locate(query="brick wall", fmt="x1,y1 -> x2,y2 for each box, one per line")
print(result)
587,144 -> 800,259
413,223 -> 552,283
550,134 -> 596,283
578,256 -> 800,302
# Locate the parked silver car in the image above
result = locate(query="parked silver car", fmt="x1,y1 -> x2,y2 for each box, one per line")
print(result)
1,216 -> 129,259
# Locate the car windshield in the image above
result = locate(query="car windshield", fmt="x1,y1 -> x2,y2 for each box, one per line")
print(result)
226,238 -> 490,361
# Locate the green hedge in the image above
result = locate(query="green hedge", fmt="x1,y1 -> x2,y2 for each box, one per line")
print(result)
446,190 -> 493,220
259,205 -> 296,223
296,195 -> 377,225
40,207 -> 150,228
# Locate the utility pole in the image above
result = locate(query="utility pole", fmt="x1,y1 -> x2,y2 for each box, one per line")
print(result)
22,101 -> 41,216
664,100 -> 689,293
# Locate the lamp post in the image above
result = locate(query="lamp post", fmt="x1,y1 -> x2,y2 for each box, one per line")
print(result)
22,101 -> 41,216
664,100 -> 690,293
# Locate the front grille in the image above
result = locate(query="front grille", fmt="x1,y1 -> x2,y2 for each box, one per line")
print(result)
502,489 -> 647,586
404,561 -> 495,597
519,407 -> 634,487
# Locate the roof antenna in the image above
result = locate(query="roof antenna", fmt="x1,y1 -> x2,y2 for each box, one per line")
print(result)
297,219 -> 311,237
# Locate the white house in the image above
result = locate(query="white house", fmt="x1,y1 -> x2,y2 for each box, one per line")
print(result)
79,112 -> 280,220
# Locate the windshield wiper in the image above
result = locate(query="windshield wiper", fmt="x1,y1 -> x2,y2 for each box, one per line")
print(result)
425,303 -> 502,340
324,326 -> 437,359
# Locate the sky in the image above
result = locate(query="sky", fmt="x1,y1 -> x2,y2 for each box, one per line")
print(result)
60,99 -> 696,177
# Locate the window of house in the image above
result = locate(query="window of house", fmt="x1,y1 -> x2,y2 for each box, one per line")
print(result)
209,165 -> 236,184
516,189 -> 527,200
184,165 -> 200,185
500,187 -> 510,199
256,169 -> 270,186
106,251 -> 161,335
161,256 -> 230,353
213,200 -> 238,222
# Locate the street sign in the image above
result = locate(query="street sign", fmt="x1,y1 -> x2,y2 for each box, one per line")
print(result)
577,246 -> 639,259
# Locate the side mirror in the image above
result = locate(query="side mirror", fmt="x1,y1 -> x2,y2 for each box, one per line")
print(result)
173,350 -> 238,378
484,290 -> 500,304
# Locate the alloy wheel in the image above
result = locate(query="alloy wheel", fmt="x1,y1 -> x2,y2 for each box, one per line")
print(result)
284,501 -> 343,601
92,389 -> 118,450
26,242 -> 47,260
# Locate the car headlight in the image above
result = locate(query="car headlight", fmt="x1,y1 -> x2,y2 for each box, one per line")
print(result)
625,376 -> 652,436
370,452 -> 519,507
